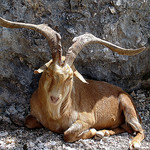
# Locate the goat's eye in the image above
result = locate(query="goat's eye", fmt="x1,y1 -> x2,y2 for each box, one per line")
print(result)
65,77 -> 73,84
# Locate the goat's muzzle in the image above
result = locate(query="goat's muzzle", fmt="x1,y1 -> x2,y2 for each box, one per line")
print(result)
50,96 -> 59,104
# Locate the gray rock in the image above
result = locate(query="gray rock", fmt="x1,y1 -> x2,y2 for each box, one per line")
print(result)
0,141 -> 6,149
7,105 -> 18,115
0,0 -> 149,109
63,144 -> 76,150
0,131 -> 8,137
9,114 -> 25,126
51,141 -> 57,146
2,116 -> 11,123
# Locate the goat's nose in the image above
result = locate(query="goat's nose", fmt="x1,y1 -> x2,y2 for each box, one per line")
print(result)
51,96 -> 59,103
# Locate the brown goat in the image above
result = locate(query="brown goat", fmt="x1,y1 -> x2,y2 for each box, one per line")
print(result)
0,17 -> 146,149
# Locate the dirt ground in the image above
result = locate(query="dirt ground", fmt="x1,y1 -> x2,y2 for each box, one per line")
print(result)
0,90 -> 149,150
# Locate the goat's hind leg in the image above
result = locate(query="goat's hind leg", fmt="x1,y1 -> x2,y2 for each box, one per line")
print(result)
119,93 -> 144,149
25,114 -> 43,129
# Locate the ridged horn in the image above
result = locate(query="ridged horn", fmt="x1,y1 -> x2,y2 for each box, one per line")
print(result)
65,33 -> 146,66
0,17 -> 62,63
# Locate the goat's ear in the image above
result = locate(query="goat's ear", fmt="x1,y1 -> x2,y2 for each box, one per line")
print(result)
34,67 -> 46,74
34,60 -> 53,74
74,70 -> 88,84
71,65 -> 88,84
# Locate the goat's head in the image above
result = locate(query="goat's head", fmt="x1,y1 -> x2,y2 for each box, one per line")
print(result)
0,17 -> 146,108
39,58 -> 74,105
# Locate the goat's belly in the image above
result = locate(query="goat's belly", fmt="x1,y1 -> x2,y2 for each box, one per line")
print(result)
90,93 -> 125,129
93,112 -> 125,130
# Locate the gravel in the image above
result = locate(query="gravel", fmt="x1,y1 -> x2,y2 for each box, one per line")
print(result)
0,89 -> 149,150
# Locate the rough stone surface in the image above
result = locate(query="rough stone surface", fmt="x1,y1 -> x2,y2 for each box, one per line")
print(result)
0,0 -> 150,107
0,3 -> 150,149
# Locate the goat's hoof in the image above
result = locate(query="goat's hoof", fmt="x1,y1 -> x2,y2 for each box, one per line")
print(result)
129,141 -> 141,150
90,128 -> 97,135
95,131 -> 104,139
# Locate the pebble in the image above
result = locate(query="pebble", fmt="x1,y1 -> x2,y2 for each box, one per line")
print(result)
9,114 -> 25,127
7,105 -> 18,115
37,142 -> 44,148
15,104 -> 25,113
2,116 -> 11,123
6,139 -> 15,144
109,6 -> 117,14
0,131 -> 8,137
0,141 -> 6,149
28,141 -> 35,147
51,141 -> 57,146
138,94 -> 145,99
63,144 -> 76,150
131,91 -> 136,97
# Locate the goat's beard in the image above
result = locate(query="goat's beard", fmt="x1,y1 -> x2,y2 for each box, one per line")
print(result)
46,85 -> 72,120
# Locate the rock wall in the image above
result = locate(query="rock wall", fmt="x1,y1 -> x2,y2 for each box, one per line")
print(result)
0,0 -> 150,106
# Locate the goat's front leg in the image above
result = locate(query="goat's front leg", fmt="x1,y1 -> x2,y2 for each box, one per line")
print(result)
64,120 -> 96,142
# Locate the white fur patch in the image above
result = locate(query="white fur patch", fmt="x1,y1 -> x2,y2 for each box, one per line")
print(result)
55,64 -> 72,76
95,131 -> 104,140
90,128 -> 97,135
44,63 -> 73,120
129,117 -> 141,131
66,122 -> 82,134
129,141 -> 141,150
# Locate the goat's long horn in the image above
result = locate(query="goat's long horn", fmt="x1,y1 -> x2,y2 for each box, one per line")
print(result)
65,33 -> 146,66
0,17 -> 62,63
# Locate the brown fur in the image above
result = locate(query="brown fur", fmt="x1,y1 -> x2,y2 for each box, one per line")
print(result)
25,59 -> 144,149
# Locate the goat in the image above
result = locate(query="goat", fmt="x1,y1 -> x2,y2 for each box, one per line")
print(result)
0,17 -> 146,149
